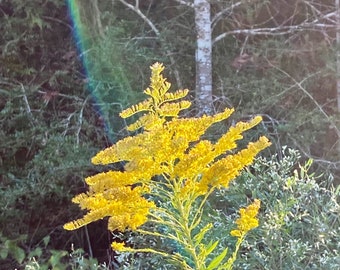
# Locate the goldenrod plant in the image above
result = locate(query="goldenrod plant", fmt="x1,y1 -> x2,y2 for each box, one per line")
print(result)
64,63 -> 271,269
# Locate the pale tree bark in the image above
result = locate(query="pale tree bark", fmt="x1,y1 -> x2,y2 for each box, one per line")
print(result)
118,0 -> 214,114
173,0 -> 241,114
336,0 -> 340,152
336,0 -> 340,112
194,0 -> 213,114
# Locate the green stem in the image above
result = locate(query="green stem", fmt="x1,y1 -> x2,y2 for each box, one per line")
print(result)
136,228 -> 187,247
149,208 -> 183,228
124,246 -> 190,269
223,235 -> 244,270
171,188 -> 204,269
190,188 -> 213,230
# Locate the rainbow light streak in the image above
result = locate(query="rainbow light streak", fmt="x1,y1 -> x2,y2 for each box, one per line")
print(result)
66,0 -> 112,140
66,0 -> 90,82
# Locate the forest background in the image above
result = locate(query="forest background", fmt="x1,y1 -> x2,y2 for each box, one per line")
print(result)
0,0 -> 339,269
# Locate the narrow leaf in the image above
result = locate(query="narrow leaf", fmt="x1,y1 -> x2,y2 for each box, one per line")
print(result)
206,248 -> 228,270
204,240 -> 219,257
193,223 -> 212,245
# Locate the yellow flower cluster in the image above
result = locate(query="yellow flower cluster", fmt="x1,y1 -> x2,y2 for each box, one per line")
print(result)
119,62 -> 191,131
111,241 -> 130,252
230,199 -> 261,238
63,183 -> 155,231
64,63 -> 270,241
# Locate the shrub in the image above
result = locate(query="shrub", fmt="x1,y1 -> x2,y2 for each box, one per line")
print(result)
221,148 -> 340,270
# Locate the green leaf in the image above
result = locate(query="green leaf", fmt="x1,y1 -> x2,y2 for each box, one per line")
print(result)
12,246 -> 26,264
28,247 -> 42,258
0,248 -> 9,259
193,223 -> 213,245
4,239 -> 14,250
42,235 -> 50,247
49,250 -> 68,268
204,240 -> 219,257
206,248 -> 228,270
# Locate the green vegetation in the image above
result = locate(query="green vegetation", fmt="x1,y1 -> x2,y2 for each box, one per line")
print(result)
1,0 -> 339,269
64,63 -> 271,269
112,149 -> 340,270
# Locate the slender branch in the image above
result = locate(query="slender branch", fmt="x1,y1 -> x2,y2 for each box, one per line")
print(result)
37,90 -> 83,102
20,83 -> 33,121
42,16 -> 73,30
148,209 -> 184,229
118,0 -> 183,88
213,22 -> 336,44
190,189 -> 213,230
303,1 -> 336,24
2,31 -> 27,56
269,63 -> 340,139
84,225 -> 93,257
136,228 -> 186,246
211,1 -> 242,29
93,0 -> 104,38
76,95 -> 90,145
118,0 -> 160,35
173,0 -> 194,8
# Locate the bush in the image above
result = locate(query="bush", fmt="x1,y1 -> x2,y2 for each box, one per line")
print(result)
113,148 -> 339,269
219,147 -> 340,270
0,0 -> 113,266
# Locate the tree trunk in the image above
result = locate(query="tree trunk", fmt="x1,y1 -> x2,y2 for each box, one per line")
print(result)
336,0 -> 340,112
194,0 -> 213,114
336,0 -> 340,153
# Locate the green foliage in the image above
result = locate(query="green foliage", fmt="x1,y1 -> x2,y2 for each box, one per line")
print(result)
0,83 -> 98,238
0,0 -> 112,266
0,233 -> 108,269
114,148 -> 339,269
218,148 -> 340,270
211,1 -> 340,182
0,233 -> 26,265
64,63 -> 269,269
1,0 -> 339,268
71,0 -> 170,141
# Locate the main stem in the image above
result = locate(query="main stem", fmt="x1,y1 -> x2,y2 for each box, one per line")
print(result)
168,177 -> 204,269
174,195 -> 202,269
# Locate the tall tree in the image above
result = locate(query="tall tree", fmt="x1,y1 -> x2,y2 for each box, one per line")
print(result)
336,0 -> 340,112
335,0 -> 340,154
115,0 -> 215,113
194,0 -> 213,114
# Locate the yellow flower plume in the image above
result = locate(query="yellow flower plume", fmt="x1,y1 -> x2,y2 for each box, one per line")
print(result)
119,62 -> 191,131
230,199 -> 261,238
111,241 -> 127,252
64,185 -> 155,231
64,62 -> 270,265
